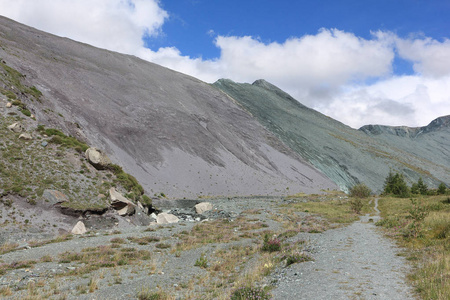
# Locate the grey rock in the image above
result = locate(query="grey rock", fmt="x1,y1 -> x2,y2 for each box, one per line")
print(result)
109,188 -> 136,216
42,189 -> 69,206
85,147 -> 111,169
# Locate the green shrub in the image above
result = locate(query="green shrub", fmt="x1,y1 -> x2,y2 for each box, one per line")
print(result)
141,195 -> 152,206
349,183 -> 372,198
261,234 -> 281,252
29,86 -> 42,98
194,253 -> 208,268
41,127 -> 89,152
230,286 -> 271,300
349,198 -> 363,214
20,109 -> 31,117
405,198 -> 429,238
417,178 -> 428,195
437,183 -> 447,195
283,252 -> 313,266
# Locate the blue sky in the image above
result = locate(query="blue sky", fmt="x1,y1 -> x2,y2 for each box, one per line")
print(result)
1,0 -> 449,128
156,0 -> 448,66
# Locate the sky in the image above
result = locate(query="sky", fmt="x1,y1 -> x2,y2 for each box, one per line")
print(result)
1,0 -> 449,128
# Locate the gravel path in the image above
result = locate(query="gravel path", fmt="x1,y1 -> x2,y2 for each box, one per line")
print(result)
271,199 -> 416,300
0,197 -> 417,299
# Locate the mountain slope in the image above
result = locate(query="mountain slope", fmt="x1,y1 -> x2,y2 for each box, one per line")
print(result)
0,16 -> 337,197
213,79 -> 450,192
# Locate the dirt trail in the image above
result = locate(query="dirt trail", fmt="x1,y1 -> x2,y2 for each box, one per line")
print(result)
272,198 -> 415,299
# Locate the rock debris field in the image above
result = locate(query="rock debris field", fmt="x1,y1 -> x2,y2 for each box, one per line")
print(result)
0,197 -> 416,299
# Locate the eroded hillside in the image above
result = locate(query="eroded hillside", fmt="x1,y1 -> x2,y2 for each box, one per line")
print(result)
0,16 -> 337,198
214,79 -> 450,192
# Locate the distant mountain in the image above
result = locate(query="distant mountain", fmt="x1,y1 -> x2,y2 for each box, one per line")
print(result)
214,79 -> 450,192
0,16 -> 336,198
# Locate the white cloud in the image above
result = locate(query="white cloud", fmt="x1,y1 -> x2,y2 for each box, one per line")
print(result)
0,0 -> 168,54
396,36 -> 450,78
321,75 -> 450,128
1,1 -> 449,128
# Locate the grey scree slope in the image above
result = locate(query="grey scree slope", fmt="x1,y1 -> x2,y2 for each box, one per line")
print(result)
214,79 -> 450,193
0,16 -> 337,197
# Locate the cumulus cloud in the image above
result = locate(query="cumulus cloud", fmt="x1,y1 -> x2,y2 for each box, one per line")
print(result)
396,36 -> 450,78
321,75 -> 450,128
0,1 -> 449,128
0,0 -> 168,54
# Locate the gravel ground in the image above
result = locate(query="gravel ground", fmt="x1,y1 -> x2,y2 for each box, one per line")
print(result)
271,199 -> 416,300
0,197 -> 416,299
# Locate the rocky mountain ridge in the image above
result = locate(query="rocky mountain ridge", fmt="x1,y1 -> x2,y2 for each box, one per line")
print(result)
359,115 -> 450,138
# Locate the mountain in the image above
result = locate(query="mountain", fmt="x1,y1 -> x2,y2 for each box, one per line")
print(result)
0,16 -> 337,198
213,79 -> 450,192
1,16 -> 448,198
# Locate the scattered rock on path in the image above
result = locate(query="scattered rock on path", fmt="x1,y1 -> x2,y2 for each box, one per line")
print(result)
71,221 -> 87,235
85,147 -> 111,169
195,202 -> 213,214
156,212 -> 179,224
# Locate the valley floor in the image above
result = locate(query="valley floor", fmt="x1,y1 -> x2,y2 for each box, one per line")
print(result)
271,199 -> 415,299
0,196 -> 416,299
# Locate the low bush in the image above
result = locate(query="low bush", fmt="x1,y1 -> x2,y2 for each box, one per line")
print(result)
283,252 -> 313,266
349,183 -> 372,198
194,253 -> 208,268
261,234 -> 281,252
349,198 -> 363,214
230,286 -> 271,300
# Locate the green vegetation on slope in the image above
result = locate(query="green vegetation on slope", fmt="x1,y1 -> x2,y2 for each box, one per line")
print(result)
376,195 -> 450,299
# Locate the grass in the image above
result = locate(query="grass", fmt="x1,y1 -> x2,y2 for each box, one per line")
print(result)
57,245 -> 151,276
174,216 -> 267,251
283,193 -> 373,224
376,194 -> 450,299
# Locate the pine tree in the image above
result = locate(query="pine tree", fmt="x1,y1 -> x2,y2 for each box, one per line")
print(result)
417,178 -> 428,195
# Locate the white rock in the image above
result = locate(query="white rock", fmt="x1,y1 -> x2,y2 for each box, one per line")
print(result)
19,133 -> 32,140
71,221 -> 87,235
7,122 -> 24,132
195,202 -> 213,214
85,147 -> 111,169
156,213 -> 179,224
6,102 -> 12,108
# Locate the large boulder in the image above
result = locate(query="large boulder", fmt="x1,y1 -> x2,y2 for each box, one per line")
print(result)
156,213 -> 179,224
109,188 -> 136,216
71,221 -> 87,235
7,122 -> 24,132
195,202 -> 213,214
85,147 -> 111,169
